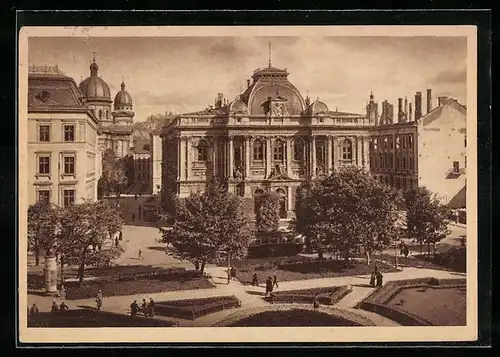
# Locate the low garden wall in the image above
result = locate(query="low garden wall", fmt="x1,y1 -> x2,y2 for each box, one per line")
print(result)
359,278 -> 466,326
264,285 -> 352,306
154,295 -> 241,320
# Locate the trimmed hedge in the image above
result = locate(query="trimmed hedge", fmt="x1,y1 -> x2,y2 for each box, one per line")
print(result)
28,309 -> 176,327
264,285 -> 352,306
154,295 -> 241,320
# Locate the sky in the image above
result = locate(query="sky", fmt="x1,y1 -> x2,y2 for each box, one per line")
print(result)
28,36 -> 467,122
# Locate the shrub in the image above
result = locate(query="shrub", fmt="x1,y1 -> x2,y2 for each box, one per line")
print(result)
154,295 -> 241,320
427,277 -> 440,286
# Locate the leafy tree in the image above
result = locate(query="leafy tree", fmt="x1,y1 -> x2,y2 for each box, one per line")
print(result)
405,187 -> 451,256
255,191 -> 280,233
159,178 -> 253,274
56,200 -> 124,286
101,149 -> 128,196
293,167 -> 402,264
27,202 -> 59,266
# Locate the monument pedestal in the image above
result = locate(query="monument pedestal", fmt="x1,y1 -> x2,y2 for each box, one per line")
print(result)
44,255 -> 58,295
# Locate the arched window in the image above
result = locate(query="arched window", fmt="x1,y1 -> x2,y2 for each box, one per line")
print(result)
273,139 -> 284,161
196,140 -> 209,162
396,136 -> 400,150
253,139 -> 264,161
384,137 -> 388,149
373,138 -> 378,151
294,138 -> 305,161
342,139 -> 353,161
408,135 -> 413,149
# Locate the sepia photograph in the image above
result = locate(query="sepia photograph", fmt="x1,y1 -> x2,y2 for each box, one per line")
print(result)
18,25 -> 477,343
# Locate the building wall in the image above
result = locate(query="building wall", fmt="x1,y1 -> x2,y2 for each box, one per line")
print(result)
417,102 -> 467,204
152,134 -> 162,194
28,111 -> 100,206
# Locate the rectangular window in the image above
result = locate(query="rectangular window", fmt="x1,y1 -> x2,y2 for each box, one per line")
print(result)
37,190 -> 50,204
464,135 -> 467,147
64,125 -> 75,142
273,144 -> 283,161
39,125 -> 50,142
64,156 -> 75,175
63,189 -> 75,207
453,161 -> 459,173
253,141 -> 264,161
465,156 -> 467,168
38,156 -> 50,174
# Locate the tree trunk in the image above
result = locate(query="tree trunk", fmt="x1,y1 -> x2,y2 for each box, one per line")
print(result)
427,242 -> 431,256
344,249 -> 349,266
35,241 -> 40,266
60,255 -> 65,285
77,249 -> 87,287
420,241 -> 423,255
433,242 -> 437,257
200,260 -> 206,275
318,248 -> 324,260
194,261 -> 200,271
366,250 -> 371,265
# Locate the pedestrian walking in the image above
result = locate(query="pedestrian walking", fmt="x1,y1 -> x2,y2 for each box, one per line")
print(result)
370,266 -> 378,287
376,270 -> 384,287
230,267 -> 237,280
403,245 -> 409,258
59,302 -> 69,311
51,300 -> 59,312
29,303 -> 39,316
265,276 -> 273,297
130,300 -> 139,317
313,293 -> 320,309
96,290 -> 103,311
141,299 -> 148,317
59,284 -> 66,300
138,249 -> 142,260
252,273 -> 259,286
273,273 -> 279,289
148,298 -> 155,317
132,213 -> 135,222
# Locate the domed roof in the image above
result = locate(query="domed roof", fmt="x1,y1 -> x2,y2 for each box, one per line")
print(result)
228,99 -> 248,113
309,99 -> 329,114
114,81 -> 133,107
79,59 -> 111,101
248,83 -> 305,115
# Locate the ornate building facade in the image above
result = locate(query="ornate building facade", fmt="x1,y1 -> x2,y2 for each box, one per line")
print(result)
161,63 -> 374,218
78,55 -> 135,158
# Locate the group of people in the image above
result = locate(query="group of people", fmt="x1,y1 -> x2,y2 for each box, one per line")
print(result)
130,298 -> 155,318
399,243 -> 410,258
27,301 -> 69,316
369,266 -> 384,287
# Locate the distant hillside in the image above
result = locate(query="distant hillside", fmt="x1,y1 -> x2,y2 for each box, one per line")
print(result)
133,112 -> 177,139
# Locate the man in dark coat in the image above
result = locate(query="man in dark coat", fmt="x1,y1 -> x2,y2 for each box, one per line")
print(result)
51,300 -> 59,312
130,300 -> 139,317
265,276 -> 273,297
376,270 -> 384,287
148,298 -> 155,317
141,299 -> 148,317
252,273 -> 259,286
313,293 -> 320,309
29,303 -> 39,315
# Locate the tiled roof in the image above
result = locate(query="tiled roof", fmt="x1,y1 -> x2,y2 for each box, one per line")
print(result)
327,110 -> 365,117
28,73 -> 84,109
420,98 -> 466,126
101,124 -> 133,134
182,107 -> 228,116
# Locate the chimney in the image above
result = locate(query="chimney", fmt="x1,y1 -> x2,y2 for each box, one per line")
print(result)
398,97 -> 403,122
438,96 -> 449,106
404,97 -> 408,118
409,102 -> 413,122
426,89 -> 432,113
415,91 -> 422,120
216,93 -> 224,108
247,79 -> 251,88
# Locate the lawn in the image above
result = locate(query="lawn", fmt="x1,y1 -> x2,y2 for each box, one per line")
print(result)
28,309 -> 176,327
28,264 -> 216,299
229,309 -> 361,327
373,246 -> 466,273
387,286 -> 466,326
228,256 -> 397,285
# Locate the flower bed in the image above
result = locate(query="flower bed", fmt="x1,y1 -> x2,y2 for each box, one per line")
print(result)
264,285 -> 352,306
154,295 -> 241,320
359,277 -> 466,326
28,309 -> 176,327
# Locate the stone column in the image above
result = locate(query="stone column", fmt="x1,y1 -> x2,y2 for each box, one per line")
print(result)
179,138 -> 186,181
332,136 -> 338,171
228,136 -> 234,179
311,136 -> 317,176
244,136 -> 251,178
357,136 -> 363,166
286,137 -> 292,177
266,138 -> 272,177
44,255 -> 58,294
287,186 -> 293,216
326,135 -> 333,174
186,137 -> 192,180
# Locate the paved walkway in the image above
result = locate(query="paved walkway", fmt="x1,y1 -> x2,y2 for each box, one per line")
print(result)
27,224 -> 466,327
